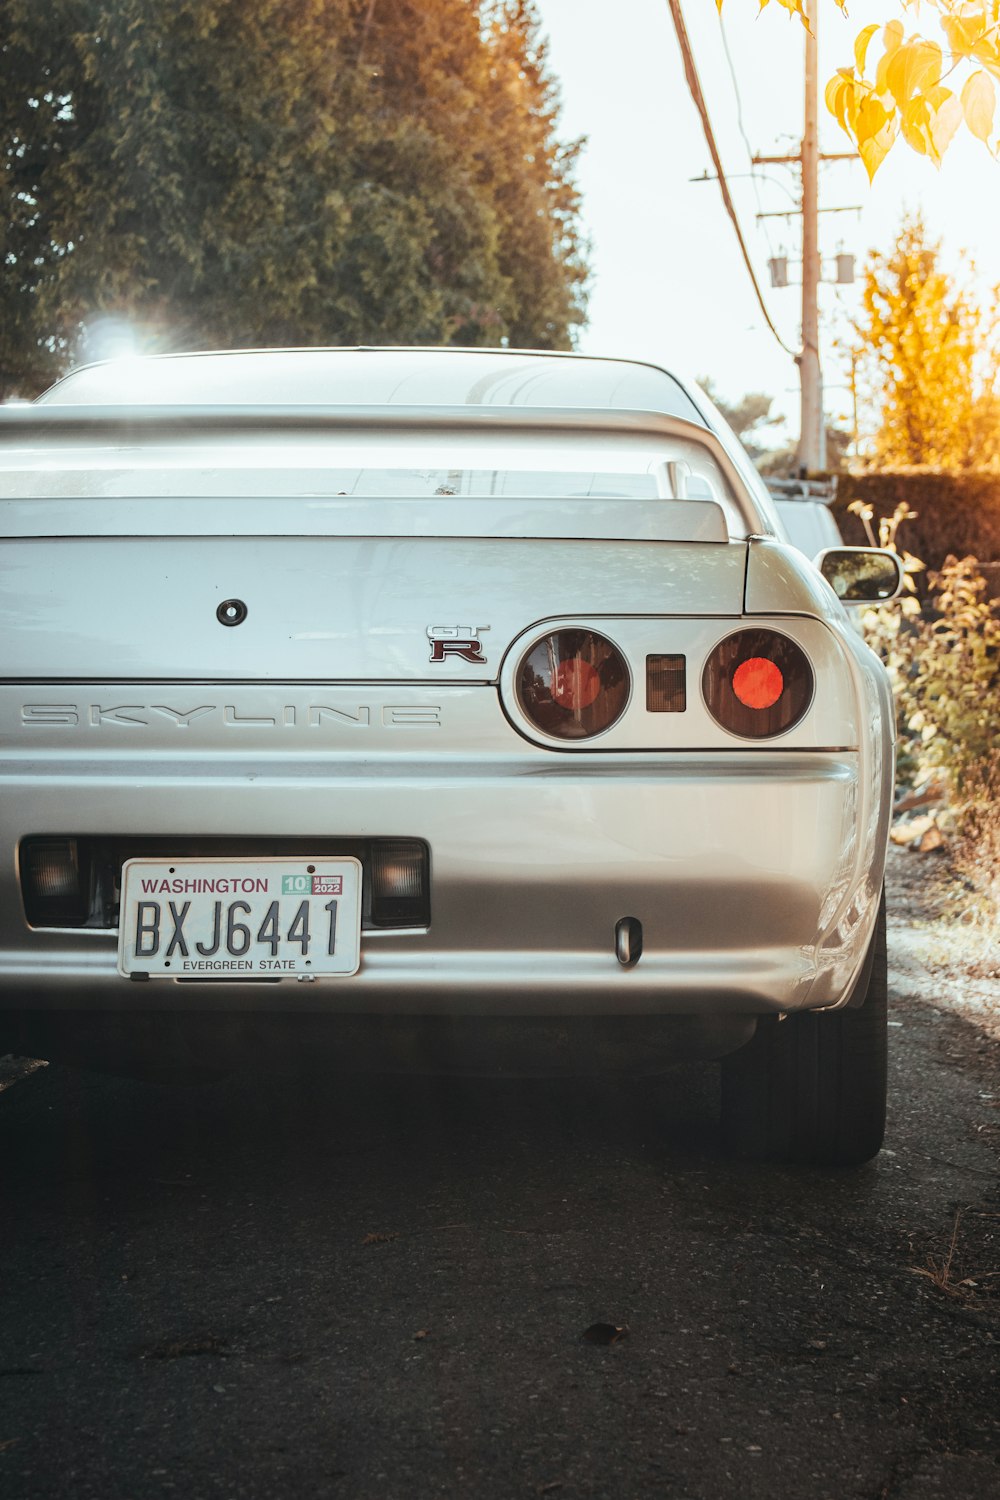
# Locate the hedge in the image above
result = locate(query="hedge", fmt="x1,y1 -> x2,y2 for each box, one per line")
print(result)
832,474 -> 1000,598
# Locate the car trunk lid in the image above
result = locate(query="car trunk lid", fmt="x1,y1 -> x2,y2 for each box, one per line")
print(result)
1,528 -> 748,681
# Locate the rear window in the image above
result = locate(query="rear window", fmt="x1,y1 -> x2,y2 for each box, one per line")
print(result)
38,349 -> 708,426
0,430 -> 741,517
151,466 -> 662,499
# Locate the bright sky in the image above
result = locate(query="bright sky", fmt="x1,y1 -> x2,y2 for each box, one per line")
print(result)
537,0 -> 999,444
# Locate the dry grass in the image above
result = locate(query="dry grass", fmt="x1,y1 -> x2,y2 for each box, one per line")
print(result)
910,1209 -> 1000,1301
891,753 -> 1000,989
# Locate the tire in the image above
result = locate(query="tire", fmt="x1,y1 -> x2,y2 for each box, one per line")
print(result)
720,891 -> 887,1167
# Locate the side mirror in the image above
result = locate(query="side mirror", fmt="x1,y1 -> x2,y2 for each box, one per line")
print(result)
816,547 -> 905,604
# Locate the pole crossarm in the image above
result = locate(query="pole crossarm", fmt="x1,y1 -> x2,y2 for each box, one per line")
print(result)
756,206 -> 861,218
752,152 -> 858,164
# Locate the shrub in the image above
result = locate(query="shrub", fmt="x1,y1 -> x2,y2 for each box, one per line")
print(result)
851,497 -> 1000,794
857,525 -> 1000,945
908,556 -> 1000,791
834,473 -> 1000,599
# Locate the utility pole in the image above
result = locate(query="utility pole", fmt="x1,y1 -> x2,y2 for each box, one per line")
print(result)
684,0 -> 858,472
799,0 -> 824,473
753,1 -> 859,474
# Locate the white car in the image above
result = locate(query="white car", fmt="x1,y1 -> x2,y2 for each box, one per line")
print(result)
769,482 -> 845,560
0,348 -> 902,1164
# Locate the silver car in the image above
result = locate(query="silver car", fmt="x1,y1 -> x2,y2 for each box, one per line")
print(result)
0,348 -> 902,1165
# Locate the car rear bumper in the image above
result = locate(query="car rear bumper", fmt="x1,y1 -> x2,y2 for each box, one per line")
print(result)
0,746 -> 885,1024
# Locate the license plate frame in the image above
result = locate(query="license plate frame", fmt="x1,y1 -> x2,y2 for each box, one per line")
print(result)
117,857 -> 362,978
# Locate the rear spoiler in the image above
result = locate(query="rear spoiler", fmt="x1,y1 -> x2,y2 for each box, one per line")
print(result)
0,404 -> 763,543
0,400 -> 748,484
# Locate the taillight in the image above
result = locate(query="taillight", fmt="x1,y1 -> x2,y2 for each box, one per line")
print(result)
703,629 -> 813,739
517,629 -> 630,740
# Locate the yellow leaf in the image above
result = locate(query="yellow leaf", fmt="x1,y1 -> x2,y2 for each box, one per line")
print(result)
900,96 -> 930,154
860,132 -> 894,181
885,41 -> 943,112
923,84 -> 951,112
883,19 -> 904,56
826,74 -> 862,135
856,95 -> 898,180
874,51 -> 892,98
940,19 -> 1000,82
927,91 -> 963,164
854,23 -> 880,78
773,0 -> 808,22
941,14 -> 985,60
825,74 -> 848,128
857,93 -> 890,139
962,71 -> 996,141
972,38 -> 1000,85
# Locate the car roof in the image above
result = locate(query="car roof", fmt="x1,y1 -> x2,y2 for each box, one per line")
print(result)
38,346 -> 708,424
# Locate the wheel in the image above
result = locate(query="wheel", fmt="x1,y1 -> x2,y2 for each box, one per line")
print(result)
720,891 -> 887,1167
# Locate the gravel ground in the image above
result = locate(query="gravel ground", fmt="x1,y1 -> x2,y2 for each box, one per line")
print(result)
1,853 -> 998,1500
885,843 -> 1000,1042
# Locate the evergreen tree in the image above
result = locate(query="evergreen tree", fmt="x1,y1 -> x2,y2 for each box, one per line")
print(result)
0,0 -> 588,396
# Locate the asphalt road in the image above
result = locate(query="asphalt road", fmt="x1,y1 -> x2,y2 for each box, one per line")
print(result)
2,904 -> 998,1499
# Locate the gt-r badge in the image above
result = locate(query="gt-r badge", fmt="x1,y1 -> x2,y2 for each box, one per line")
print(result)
427,624 -> 490,664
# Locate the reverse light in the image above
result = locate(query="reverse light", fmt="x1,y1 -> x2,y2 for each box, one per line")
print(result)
517,629 -> 630,740
369,839 -> 430,927
703,629 -> 813,739
21,837 -> 91,926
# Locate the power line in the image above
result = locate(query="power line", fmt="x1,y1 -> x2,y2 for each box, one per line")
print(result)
717,12 -> 754,166
716,9 -> 776,260
665,0 -> 798,360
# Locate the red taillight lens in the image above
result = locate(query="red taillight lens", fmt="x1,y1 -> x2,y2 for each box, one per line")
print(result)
517,629 -> 630,740
732,656 -> 784,709
703,629 -> 813,739
552,657 -> 602,711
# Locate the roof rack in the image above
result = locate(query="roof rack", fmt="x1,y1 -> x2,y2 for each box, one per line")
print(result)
765,476 -> 838,505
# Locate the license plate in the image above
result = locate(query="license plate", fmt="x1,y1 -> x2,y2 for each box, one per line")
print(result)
117,858 -> 362,978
